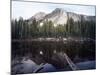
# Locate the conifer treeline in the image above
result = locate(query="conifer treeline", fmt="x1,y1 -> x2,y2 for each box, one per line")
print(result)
11,17 -> 95,39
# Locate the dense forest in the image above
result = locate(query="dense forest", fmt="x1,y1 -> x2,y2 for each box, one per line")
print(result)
11,17 -> 95,39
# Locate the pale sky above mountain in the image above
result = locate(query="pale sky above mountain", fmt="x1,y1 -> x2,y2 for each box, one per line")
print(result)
12,1 -> 96,19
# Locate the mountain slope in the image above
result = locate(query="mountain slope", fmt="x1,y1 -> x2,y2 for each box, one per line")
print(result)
43,8 -> 68,25
28,8 -> 95,25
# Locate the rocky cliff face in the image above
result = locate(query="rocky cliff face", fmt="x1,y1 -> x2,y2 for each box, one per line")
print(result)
28,12 -> 46,24
30,12 -> 46,21
43,8 -> 68,25
29,8 -> 95,25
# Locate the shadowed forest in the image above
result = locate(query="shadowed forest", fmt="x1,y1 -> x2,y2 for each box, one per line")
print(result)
11,16 -> 95,39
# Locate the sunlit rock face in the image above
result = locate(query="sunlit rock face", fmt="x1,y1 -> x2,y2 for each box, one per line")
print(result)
28,12 -> 46,24
28,8 -> 95,25
43,8 -> 68,25
31,12 -> 46,21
